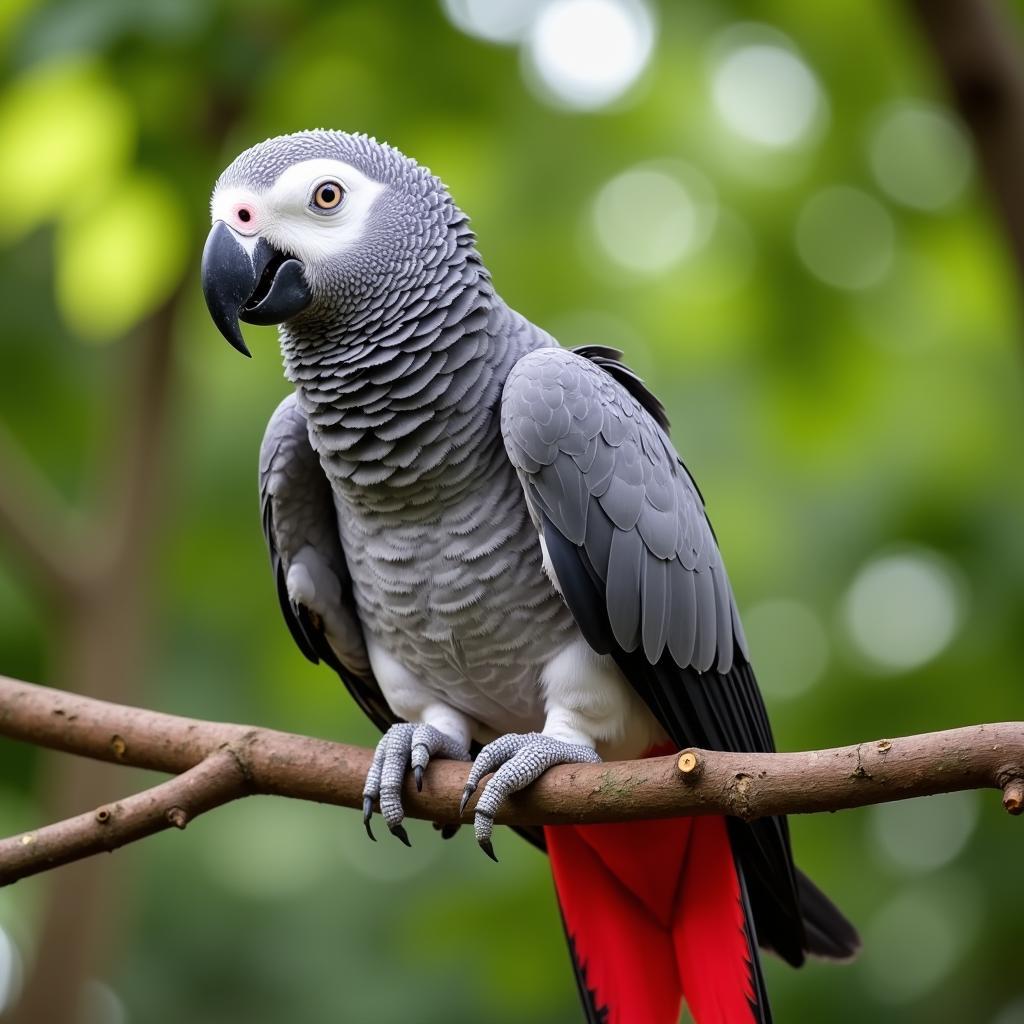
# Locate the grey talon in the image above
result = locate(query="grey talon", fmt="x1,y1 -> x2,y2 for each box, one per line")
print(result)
389,822 -> 412,847
362,796 -> 375,841
414,765 -> 424,792
479,839 -> 498,863
459,785 -> 475,815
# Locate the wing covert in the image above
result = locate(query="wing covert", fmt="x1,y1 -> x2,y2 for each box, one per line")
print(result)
501,346 -> 746,677
260,393 -> 396,732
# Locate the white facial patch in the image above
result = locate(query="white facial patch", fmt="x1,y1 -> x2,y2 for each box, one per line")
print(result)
210,158 -> 387,266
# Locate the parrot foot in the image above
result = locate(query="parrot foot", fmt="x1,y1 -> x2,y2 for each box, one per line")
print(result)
361,723 -> 470,844
460,732 -> 601,860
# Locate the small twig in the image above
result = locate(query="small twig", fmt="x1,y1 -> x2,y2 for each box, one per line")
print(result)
0,674 -> 1021,883
0,749 -> 247,885
1003,778 -> 1024,815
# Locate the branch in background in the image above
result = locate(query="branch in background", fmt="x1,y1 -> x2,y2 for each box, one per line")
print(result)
0,421 -> 83,601
0,674 -> 1021,886
908,0 -> 1024,282
4,287 -> 187,1024
97,283 -> 182,575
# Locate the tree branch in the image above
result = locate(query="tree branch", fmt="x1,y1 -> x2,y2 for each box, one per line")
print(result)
0,750 -> 247,885
0,673 -> 1021,885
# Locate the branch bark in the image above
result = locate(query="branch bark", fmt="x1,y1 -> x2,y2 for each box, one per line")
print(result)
0,750 -> 246,885
1,674 -> 1021,886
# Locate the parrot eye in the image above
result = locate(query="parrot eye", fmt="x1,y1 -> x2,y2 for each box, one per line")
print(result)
311,181 -> 345,212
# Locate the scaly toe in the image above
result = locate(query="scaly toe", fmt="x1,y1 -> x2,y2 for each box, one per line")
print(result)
464,733 -> 603,862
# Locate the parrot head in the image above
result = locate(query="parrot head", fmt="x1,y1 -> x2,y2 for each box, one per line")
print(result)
201,130 -> 459,356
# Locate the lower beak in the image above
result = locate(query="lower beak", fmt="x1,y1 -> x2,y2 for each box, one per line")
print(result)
200,221 -> 313,357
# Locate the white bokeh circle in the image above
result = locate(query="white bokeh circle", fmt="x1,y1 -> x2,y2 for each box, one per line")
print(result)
842,548 -> 963,673
524,0 -> 655,110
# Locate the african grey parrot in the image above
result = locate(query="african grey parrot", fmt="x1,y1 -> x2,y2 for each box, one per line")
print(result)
200,130 -> 858,1024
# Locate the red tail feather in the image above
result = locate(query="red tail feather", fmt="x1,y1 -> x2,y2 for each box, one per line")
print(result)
546,814 -> 763,1024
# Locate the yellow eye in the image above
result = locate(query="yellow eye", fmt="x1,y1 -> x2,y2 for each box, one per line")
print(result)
312,181 -> 344,211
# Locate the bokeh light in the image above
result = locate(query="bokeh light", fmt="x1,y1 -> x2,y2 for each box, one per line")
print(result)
80,980 -> 126,1024
842,549 -> 963,673
0,57 -> 133,242
523,0 -> 655,110
993,998 -> 1024,1024
796,186 -> 895,290
741,598 -> 829,699
869,101 -> 973,211
710,27 -> 826,149
869,791 -> 979,872
0,926 -> 20,1015
440,0 -> 541,44
591,162 -> 716,274
861,878 -> 980,1004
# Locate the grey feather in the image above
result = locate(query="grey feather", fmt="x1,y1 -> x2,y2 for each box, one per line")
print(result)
259,394 -> 394,730
501,347 -> 746,673
606,526 -> 644,652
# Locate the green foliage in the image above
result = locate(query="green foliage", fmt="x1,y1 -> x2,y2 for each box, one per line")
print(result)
1,1 -> 1023,1021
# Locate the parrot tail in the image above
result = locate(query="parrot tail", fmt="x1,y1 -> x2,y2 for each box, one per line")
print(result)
545,814 -> 770,1024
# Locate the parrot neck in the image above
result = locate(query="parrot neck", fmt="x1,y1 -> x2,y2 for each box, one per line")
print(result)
277,248 -> 546,516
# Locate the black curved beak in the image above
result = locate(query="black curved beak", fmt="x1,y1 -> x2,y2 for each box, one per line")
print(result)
200,220 -> 313,357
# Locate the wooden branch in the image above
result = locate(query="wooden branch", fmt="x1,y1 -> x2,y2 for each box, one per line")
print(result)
907,0 -> 1024,286
0,674 -> 1021,885
0,750 -> 247,884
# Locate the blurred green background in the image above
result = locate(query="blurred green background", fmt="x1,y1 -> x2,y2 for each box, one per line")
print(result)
1,0 -> 1023,1021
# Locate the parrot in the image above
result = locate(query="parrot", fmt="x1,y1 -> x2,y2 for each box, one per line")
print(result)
200,130 -> 859,1024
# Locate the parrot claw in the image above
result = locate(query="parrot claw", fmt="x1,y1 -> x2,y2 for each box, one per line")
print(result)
465,733 -> 602,860
362,796 -> 376,841
459,784 -> 476,815
360,722 -> 471,844
389,822 -> 412,848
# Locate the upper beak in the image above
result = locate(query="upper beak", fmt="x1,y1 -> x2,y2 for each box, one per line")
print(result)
200,220 -> 313,357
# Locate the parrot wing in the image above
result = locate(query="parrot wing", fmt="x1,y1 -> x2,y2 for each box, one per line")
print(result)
259,393 -> 396,732
501,344 -> 815,970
